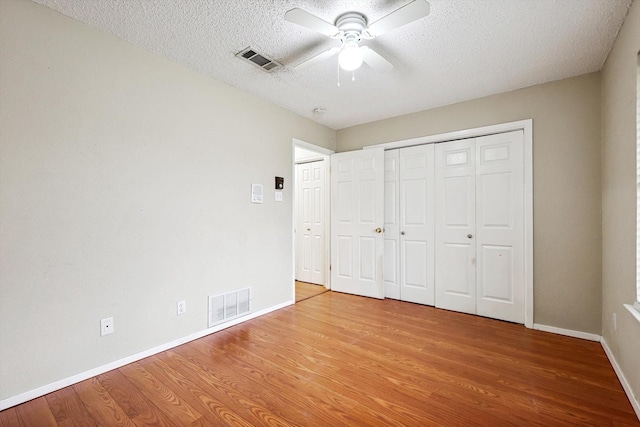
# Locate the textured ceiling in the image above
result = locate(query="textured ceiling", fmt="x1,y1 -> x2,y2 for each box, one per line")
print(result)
32,0 -> 631,130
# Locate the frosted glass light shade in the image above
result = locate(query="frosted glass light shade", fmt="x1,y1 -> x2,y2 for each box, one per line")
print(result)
338,46 -> 364,71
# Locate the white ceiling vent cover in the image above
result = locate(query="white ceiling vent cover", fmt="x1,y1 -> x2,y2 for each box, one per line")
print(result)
236,47 -> 282,72
208,287 -> 251,328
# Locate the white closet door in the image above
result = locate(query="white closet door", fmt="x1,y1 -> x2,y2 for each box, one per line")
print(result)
331,148 -> 385,299
310,161 -> 326,285
384,149 -> 401,299
435,139 -> 477,315
295,163 -> 313,283
476,131 -> 524,323
295,161 -> 325,285
399,144 -> 435,305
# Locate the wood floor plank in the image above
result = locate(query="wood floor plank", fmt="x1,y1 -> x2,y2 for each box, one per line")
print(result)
73,378 -> 134,427
97,368 -> 177,426
0,407 -> 20,427
118,362 -> 206,426
14,397 -> 57,427
1,291 -> 638,426
158,349 -> 294,427
139,354 -> 257,427
45,386 -> 96,427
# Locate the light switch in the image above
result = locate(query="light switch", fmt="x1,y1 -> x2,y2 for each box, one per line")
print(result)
275,191 -> 283,202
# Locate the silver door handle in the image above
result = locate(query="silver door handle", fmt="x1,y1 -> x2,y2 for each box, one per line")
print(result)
375,227 -> 383,234
467,234 -> 473,239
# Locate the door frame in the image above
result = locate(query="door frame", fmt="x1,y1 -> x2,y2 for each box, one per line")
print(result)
292,138 -> 334,297
364,119 -> 534,328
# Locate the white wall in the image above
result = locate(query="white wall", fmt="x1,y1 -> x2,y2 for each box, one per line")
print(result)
0,0 -> 335,402
601,0 -> 640,412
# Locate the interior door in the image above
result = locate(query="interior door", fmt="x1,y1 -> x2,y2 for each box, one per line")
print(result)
295,161 -> 326,285
399,144 -> 435,305
309,161 -> 326,285
435,139 -> 477,315
295,163 -> 313,283
331,148 -> 385,299
475,131 -> 524,323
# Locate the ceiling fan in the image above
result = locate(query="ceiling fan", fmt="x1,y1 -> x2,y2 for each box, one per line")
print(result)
284,0 -> 430,73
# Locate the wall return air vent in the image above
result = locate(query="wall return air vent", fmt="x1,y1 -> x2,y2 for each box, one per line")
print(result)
236,47 -> 281,72
208,287 -> 251,328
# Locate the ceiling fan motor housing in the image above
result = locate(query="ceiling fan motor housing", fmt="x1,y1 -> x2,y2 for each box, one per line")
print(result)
335,12 -> 367,44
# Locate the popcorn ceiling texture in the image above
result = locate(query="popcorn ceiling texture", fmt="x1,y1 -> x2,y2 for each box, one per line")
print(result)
33,0 -> 631,130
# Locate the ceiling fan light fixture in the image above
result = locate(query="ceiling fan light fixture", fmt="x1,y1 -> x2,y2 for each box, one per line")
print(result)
338,45 -> 364,71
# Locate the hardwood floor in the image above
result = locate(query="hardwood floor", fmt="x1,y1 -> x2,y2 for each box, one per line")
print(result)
295,280 -> 328,302
1,291 -> 638,426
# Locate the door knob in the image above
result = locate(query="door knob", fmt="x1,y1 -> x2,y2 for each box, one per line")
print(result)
375,227 -> 383,234
401,231 -> 405,236
307,228 -> 311,231
467,234 -> 473,239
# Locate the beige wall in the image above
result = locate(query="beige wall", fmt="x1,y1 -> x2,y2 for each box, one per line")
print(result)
0,0 -> 335,401
601,0 -> 640,409
338,73 -> 603,334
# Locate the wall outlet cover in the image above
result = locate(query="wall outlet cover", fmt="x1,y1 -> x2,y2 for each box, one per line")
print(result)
100,317 -> 114,336
177,300 -> 186,316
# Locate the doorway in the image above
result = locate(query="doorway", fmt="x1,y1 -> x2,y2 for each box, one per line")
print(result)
293,139 -> 333,302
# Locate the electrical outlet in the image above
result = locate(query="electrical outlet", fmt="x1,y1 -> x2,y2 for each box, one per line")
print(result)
177,300 -> 186,316
100,317 -> 114,336
613,312 -> 617,331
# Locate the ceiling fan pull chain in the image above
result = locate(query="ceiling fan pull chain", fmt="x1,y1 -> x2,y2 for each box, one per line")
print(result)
352,70 -> 356,82
337,62 -> 341,87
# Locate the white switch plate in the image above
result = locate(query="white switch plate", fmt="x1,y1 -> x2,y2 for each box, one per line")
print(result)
251,184 -> 263,203
275,191 -> 283,202
100,317 -> 114,336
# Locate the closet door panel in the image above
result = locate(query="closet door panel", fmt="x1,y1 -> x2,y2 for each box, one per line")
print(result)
476,131 -> 524,323
399,144 -> 434,305
435,140 -> 476,315
384,150 -> 400,299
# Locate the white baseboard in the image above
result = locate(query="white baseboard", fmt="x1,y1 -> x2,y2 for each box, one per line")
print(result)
601,338 -> 640,421
0,300 -> 294,411
532,323 -> 601,341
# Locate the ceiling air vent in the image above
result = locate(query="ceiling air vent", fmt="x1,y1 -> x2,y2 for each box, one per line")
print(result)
236,47 -> 282,72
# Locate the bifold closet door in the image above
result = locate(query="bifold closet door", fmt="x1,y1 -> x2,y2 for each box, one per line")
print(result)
435,131 -> 524,324
475,132 -> 524,323
434,139 -> 477,314
331,148 -> 385,299
384,145 -> 435,305
295,161 -> 325,285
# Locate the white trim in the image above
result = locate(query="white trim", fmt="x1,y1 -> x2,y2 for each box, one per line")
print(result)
292,138 -> 334,292
364,119 -> 534,328
363,119 -> 533,151
0,300 -> 293,411
533,323 -> 601,341
625,303 -> 640,324
601,337 -> 640,420
293,138 -> 335,155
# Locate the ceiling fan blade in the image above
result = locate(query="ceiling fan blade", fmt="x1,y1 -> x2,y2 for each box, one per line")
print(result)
366,0 -> 430,38
284,8 -> 340,37
362,47 -> 394,72
295,47 -> 341,70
